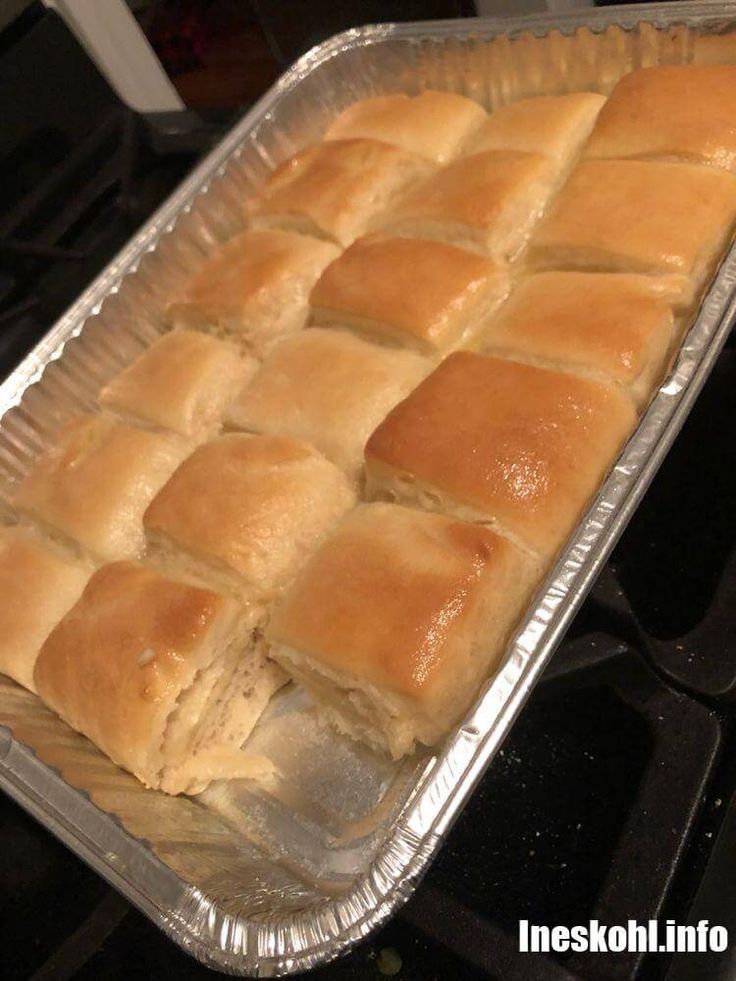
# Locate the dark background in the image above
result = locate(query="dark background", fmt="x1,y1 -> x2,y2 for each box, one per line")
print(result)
1,3 -> 730,981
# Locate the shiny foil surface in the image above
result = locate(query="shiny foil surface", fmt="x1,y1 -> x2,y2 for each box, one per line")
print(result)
1,4 -> 736,975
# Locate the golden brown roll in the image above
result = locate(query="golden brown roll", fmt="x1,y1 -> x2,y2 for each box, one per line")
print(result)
527,160 -> 736,297
35,561 -> 285,795
226,329 -> 429,479
692,33 -> 736,68
168,229 -> 339,357
324,90 -> 487,163
13,415 -> 189,563
584,66 -> 736,173
481,272 -> 676,407
465,92 -> 605,164
375,150 -> 557,260
0,527 -> 91,692
144,433 -> 356,604
268,503 -> 540,758
246,139 -> 433,247
365,352 -> 636,563
99,329 -> 256,442
309,234 -> 510,354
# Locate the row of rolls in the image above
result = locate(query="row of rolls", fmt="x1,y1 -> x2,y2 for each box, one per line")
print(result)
3,64 -> 736,792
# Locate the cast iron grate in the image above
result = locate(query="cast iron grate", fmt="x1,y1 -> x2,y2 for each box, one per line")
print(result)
3,7 -> 736,981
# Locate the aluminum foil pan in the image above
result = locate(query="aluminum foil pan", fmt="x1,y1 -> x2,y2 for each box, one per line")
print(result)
2,3 -> 736,975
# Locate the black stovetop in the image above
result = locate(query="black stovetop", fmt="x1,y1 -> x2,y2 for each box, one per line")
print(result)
3,5 -> 736,981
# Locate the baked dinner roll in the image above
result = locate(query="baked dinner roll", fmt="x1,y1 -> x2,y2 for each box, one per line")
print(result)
246,139 -> 433,247
481,272 -> 675,408
168,229 -> 339,358
99,329 -> 256,442
584,66 -> 736,173
376,150 -> 556,260
324,90 -> 487,164
365,352 -> 636,563
267,503 -> 540,758
144,433 -> 355,604
528,160 -> 736,298
14,415 -> 189,563
0,527 -> 91,692
309,235 -> 510,354
692,33 -> 736,68
464,92 -> 605,165
226,329 -> 429,479
35,561 -> 285,795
